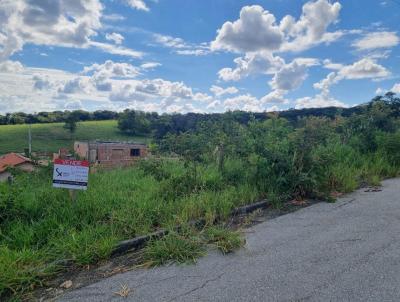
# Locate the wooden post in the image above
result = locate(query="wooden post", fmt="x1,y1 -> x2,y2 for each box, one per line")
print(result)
69,189 -> 77,202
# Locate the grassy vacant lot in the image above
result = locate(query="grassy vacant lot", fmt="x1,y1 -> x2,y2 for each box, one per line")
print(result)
0,160 -> 252,299
0,120 -> 149,154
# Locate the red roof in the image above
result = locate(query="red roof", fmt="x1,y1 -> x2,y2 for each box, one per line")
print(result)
0,153 -> 31,173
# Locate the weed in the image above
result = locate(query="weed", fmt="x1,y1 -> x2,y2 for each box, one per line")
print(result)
203,226 -> 245,254
143,231 -> 205,266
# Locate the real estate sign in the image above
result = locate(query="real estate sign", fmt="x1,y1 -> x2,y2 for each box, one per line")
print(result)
53,159 -> 89,190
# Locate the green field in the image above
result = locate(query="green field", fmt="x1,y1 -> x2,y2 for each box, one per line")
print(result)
0,120 -> 149,154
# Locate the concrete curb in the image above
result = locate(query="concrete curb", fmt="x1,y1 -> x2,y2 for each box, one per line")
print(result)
50,199 -> 270,267
231,200 -> 268,216
111,229 -> 168,256
110,199 -> 269,256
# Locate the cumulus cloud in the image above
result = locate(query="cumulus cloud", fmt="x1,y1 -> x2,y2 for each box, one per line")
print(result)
210,85 -> 239,97
33,75 -> 52,90
212,0 -> 342,54
280,0 -> 342,52
0,60 -> 24,73
211,5 -> 284,53
295,94 -> 346,109
0,0 -> 143,61
218,52 -> 284,81
224,94 -> 263,112
315,58 -> 390,96
352,31 -> 399,50
64,99 -> 83,110
105,32 -> 124,45
270,61 -> 308,91
338,58 -> 390,80
58,77 -> 91,94
0,0 -> 102,60
83,60 -> 140,78
260,90 -> 288,104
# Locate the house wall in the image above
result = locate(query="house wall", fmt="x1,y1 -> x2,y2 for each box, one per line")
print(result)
74,142 -> 89,160
0,171 -> 12,182
96,143 -> 147,162
16,162 -> 35,172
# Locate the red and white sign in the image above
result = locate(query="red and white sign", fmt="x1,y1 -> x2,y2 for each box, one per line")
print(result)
53,159 -> 89,190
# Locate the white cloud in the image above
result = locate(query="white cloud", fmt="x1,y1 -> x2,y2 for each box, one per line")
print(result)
105,32 -> 124,45
0,60 -> 24,73
270,61 -> 308,91
224,94 -> 263,112
266,105 -> 280,112
295,94 -> 346,109
323,59 -> 344,70
391,83 -> 400,94
140,62 -> 161,70
211,5 -> 284,53
64,100 -> 83,110
32,75 -> 52,90
338,58 -> 390,80
218,52 -> 284,81
0,0 -> 103,61
212,0 -> 342,54
260,90 -> 288,104
0,0 -> 143,61
83,60 -> 140,78
154,34 -> 186,49
124,0 -> 149,12
352,31 -> 399,50
88,41 -> 143,58
58,77 -> 91,94
102,14 -> 126,22
153,34 -> 211,56
210,85 -> 239,97
280,0 -> 342,52
315,58 -> 390,96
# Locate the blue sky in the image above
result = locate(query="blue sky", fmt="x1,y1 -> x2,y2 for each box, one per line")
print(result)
0,0 -> 399,114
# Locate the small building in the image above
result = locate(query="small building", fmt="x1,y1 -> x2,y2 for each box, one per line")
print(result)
0,153 -> 34,182
74,141 -> 148,168
53,148 -> 74,161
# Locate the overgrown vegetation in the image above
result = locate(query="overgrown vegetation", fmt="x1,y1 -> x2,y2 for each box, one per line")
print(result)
0,94 -> 399,299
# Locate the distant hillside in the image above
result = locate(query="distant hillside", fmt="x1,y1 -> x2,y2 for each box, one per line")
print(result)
0,120 -> 149,154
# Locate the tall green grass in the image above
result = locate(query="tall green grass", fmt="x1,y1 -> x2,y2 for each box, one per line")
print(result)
0,160 -> 259,298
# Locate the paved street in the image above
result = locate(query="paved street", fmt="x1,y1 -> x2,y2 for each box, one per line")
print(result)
59,178 -> 400,302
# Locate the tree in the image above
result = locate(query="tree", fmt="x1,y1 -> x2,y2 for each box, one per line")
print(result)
118,110 -> 151,136
64,112 -> 78,134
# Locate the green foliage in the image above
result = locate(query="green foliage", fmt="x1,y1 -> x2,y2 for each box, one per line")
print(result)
118,110 -> 151,136
63,112 -> 79,134
203,226 -> 245,254
144,230 -> 205,266
2,96 -> 400,299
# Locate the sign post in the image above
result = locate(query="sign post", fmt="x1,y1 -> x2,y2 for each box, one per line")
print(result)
53,159 -> 89,200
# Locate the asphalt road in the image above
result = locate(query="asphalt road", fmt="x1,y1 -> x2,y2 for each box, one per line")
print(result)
59,178 -> 400,302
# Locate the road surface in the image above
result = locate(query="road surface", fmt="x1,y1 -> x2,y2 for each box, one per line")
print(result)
59,178 -> 400,302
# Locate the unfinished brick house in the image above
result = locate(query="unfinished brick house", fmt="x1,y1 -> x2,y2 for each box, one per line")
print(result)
74,141 -> 148,168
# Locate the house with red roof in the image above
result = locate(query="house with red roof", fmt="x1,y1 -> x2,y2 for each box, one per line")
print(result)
0,153 -> 34,182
